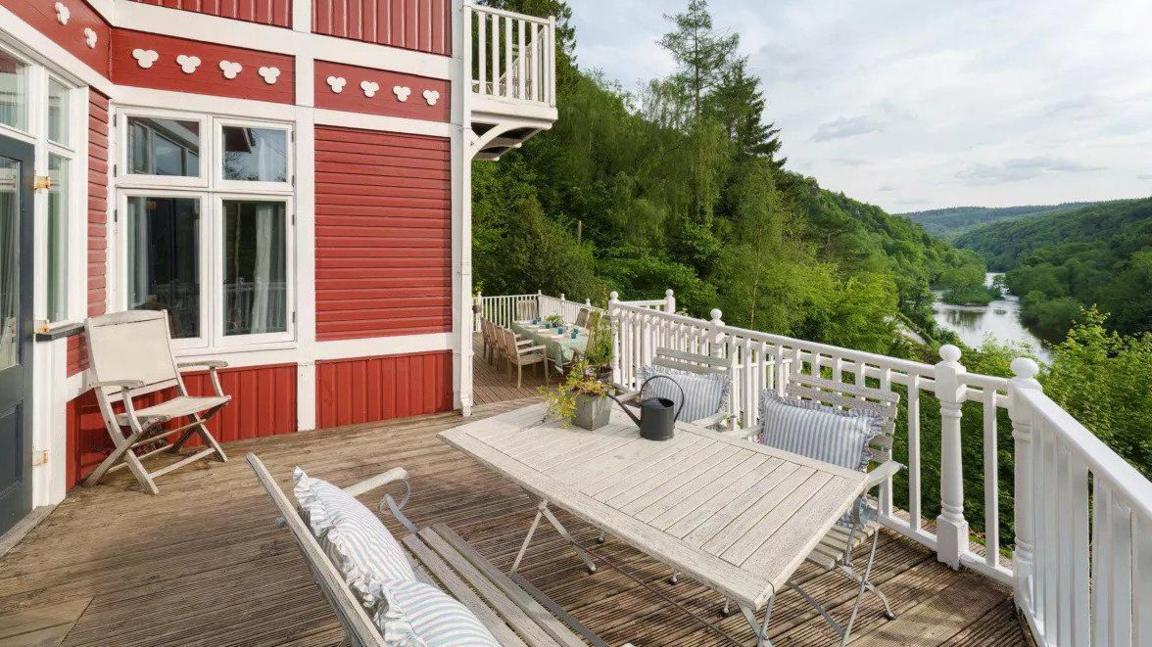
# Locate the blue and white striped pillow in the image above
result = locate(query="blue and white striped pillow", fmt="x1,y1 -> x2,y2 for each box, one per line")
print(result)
377,579 -> 500,646
638,365 -> 730,425
756,392 -> 882,472
293,468 -> 417,611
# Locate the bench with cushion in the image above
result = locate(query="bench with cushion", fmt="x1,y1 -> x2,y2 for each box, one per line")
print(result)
247,453 -> 619,647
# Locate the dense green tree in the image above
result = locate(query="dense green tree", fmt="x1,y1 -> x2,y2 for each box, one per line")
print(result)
658,0 -> 739,119
704,58 -> 785,165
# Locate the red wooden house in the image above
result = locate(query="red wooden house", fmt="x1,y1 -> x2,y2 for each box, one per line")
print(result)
0,0 -> 556,533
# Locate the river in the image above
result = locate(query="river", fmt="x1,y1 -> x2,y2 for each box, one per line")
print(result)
932,273 -> 1051,363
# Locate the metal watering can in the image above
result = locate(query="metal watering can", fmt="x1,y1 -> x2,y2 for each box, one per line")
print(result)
610,375 -> 684,441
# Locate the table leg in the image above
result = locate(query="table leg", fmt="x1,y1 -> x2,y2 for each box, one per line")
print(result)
740,594 -> 776,647
510,499 -> 598,575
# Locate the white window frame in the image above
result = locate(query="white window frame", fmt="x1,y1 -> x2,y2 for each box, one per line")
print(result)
212,193 -> 295,347
116,189 -> 212,351
214,117 -> 294,194
112,110 -> 297,352
44,73 -> 85,324
0,43 -> 35,142
116,109 -> 209,189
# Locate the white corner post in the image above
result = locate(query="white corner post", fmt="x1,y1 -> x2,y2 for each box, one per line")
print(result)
453,0 -> 474,416
609,291 -> 620,385
664,289 -> 676,314
1009,357 -> 1041,614
934,344 -> 969,568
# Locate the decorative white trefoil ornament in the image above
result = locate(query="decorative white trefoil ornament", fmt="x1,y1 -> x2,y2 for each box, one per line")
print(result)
326,76 -> 347,93
83,28 -> 98,49
258,66 -> 281,85
219,60 -> 243,80
422,89 -> 440,106
132,49 -> 159,69
360,80 -> 380,98
54,2 -> 70,25
176,54 -> 201,74
392,85 -> 412,102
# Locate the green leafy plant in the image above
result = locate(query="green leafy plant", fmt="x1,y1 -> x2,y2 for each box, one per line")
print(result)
541,359 -> 612,426
583,313 -> 615,370
544,314 -> 565,327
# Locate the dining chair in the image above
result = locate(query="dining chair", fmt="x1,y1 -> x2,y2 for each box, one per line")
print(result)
501,328 -> 549,388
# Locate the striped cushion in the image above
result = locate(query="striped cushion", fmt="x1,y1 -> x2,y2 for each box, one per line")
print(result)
638,365 -> 730,425
376,579 -> 500,646
293,468 -> 417,611
756,392 -> 882,472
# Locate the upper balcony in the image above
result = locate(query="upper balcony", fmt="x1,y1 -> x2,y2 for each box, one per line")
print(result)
465,4 -> 559,161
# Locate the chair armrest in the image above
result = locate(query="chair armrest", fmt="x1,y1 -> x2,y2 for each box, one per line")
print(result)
691,412 -> 728,429
864,461 -> 902,490
519,345 -> 547,354
716,426 -> 758,442
344,467 -> 409,498
91,379 -> 146,390
177,360 -> 229,370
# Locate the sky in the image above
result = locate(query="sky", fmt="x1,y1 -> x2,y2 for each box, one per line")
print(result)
568,0 -> 1152,212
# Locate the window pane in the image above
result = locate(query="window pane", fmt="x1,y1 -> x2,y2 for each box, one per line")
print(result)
0,158 -> 19,370
48,78 -> 69,145
127,196 -> 200,338
127,117 -> 200,177
223,201 -> 287,336
47,155 -> 68,321
222,127 -> 287,182
0,51 -> 29,131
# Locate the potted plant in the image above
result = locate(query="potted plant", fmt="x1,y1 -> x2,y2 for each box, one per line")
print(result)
543,314 -> 564,331
542,359 -> 613,430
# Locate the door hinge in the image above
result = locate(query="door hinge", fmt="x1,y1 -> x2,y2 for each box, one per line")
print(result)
113,208 -> 118,223
32,449 -> 49,467
34,175 -> 52,191
292,311 -> 297,324
113,163 -> 118,177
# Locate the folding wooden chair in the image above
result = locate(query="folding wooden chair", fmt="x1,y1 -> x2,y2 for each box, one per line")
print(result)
83,310 -> 231,494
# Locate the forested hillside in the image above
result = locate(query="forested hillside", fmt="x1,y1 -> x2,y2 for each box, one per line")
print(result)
899,202 -> 1104,239
956,198 -> 1152,340
474,0 -> 987,354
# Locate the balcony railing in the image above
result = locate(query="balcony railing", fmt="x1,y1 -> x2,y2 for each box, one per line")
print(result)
466,4 -> 556,108
474,289 -> 1152,646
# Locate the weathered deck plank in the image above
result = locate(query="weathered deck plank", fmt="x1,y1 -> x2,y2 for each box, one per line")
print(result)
0,363 -> 1029,646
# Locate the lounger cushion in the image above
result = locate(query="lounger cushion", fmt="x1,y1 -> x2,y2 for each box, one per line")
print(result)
756,392 -> 882,472
638,364 -> 730,424
376,579 -> 500,646
293,468 -> 417,610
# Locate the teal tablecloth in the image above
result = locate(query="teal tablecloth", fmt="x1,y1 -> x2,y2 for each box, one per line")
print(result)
511,321 -> 589,368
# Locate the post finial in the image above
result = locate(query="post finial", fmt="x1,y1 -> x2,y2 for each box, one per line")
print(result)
609,291 -> 619,302
710,308 -> 724,323
665,289 -> 675,297
939,344 -> 962,364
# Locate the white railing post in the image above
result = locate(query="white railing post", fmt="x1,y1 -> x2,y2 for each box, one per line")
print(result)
664,289 -> 676,314
474,292 -> 483,333
708,308 -> 725,356
935,344 -> 969,568
1009,357 -> 1041,616
609,291 -> 621,384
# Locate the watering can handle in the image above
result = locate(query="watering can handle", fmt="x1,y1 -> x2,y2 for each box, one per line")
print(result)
640,374 -> 686,422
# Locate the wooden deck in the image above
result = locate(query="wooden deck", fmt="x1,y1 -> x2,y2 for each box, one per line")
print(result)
474,332 -> 553,405
0,360 -> 1030,647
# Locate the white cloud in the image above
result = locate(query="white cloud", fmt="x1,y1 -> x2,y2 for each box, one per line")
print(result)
570,0 -> 1152,210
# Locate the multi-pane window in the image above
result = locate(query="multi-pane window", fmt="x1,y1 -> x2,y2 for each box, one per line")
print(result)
46,154 -> 69,321
45,76 -> 78,323
118,113 -> 293,348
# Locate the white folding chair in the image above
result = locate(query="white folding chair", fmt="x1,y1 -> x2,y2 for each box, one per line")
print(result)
83,310 -> 230,494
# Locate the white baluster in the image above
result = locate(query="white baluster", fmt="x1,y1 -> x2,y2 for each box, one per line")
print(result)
935,344 -> 969,569
1009,357 -> 1040,614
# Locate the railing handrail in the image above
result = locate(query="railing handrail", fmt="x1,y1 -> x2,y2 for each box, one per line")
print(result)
468,3 -> 552,26
1020,387 -> 1152,518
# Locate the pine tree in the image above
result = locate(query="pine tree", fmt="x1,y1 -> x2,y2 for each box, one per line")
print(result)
658,0 -> 739,120
705,58 -> 785,167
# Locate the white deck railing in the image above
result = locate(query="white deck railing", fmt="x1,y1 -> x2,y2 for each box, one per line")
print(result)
474,291 -> 607,331
584,290 -> 1151,647
467,4 -> 556,107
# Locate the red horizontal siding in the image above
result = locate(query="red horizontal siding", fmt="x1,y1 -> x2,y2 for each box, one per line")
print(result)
315,126 -> 452,341
316,351 -> 453,428
313,60 -> 450,122
0,0 -> 112,75
65,364 -> 298,489
313,0 -> 450,56
69,91 -> 111,377
128,0 -> 292,27
111,30 -> 295,104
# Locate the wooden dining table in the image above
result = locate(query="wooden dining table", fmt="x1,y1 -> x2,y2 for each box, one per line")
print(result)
439,403 -> 869,646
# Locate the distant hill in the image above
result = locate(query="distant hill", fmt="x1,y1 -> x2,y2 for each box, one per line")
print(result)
897,202 -> 1107,239
954,197 -> 1152,338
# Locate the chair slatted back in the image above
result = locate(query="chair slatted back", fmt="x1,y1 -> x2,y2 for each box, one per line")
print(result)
575,308 -> 590,328
247,455 -> 386,647
782,374 -> 901,462
651,347 -> 729,375
85,310 -> 183,403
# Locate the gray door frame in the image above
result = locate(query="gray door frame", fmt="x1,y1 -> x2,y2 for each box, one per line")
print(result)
0,134 -> 35,536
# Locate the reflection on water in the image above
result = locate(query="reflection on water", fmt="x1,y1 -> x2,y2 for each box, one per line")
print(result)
932,273 -> 1051,363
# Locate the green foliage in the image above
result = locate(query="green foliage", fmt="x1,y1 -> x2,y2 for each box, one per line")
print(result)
541,359 -> 612,426
900,201 -> 1108,239
957,197 -> 1152,340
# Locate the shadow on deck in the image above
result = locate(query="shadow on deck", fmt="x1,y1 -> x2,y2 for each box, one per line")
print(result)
474,331 -> 554,406
0,406 -> 1029,646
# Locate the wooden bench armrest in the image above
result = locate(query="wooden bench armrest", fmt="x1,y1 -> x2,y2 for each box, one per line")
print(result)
716,425 -> 758,442
91,379 -> 146,390
177,359 -> 229,371
865,461 -> 902,490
